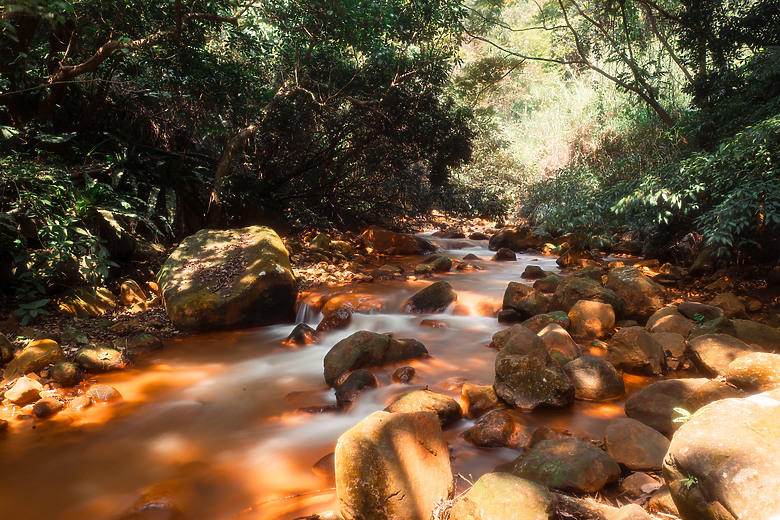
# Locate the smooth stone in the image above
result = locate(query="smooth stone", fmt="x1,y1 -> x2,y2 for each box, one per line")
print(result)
709,292 -> 748,319
384,389 -> 463,428
3,339 -> 64,381
4,376 -> 43,404
50,361 -> 81,387
33,398 -> 64,418
448,473 -> 555,520
726,352 -> 780,391
606,326 -> 665,376
462,409 -> 528,449
407,281 -> 457,313
537,323 -> 581,364
604,418 -> 670,471
563,355 -> 625,401
568,300 -> 615,339
685,333 -> 758,377
86,384 -> 122,402
678,301 -> 724,322
460,383 -> 501,419
624,378 -> 708,435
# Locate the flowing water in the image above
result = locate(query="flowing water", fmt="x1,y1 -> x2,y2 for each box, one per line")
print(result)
0,235 -> 641,519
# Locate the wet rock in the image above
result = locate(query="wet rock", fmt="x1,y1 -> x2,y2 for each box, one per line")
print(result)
407,281 -> 457,313
646,307 -> 695,336
123,478 -> 196,520
503,289 -> 550,321
462,409 -> 528,449
685,334 -> 759,377
606,504 -> 652,520
310,233 -> 331,250
605,418 -> 670,471
726,352 -> 780,391
284,323 -> 317,346
624,378 -> 708,435
525,426 -> 569,449
69,395 -> 92,410
522,311 -> 570,333
385,389 -> 462,428
158,226 -> 297,332
508,438 -> 621,493
391,366 -> 415,384
432,227 -> 465,239
533,274 -> 562,293
733,319 -> 780,352
689,316 -> 737,339
709,292 -> 748,319
335,410 -> 453,520
5,376 -> 42,404
556,247 -> 598,268
683,379 -> 745,413
564,355 -> 625,401
468,232 -> 489,241
3,339 -> 64,381
606,266 -> 666,321
75,345 -> 129,373
460,383 -> 501,419
522,264 -> 546,279
489,226 -> 543,251
462,253 -> 480,260
490,324 -> 537,351
360,226 -> 438,255
454,262 -> 481,272
335,369 -> 378,408
316,305 -> 352,332
538,324 -> 581,364
568,300 -> 615,339
493,327 -> 574,412
117,333 -> 164,358
619,472 -> 661,498
551,276 -> 621,314
50,361 -> 81,387
0,419 -> 8,435
58,286 -> 117,317
497,309 -> 523,324
606,326 -> 665,376
312,452 -> 336,483
324,330 -> 428,387
491,248 -> 517,261
678,301 -> 724,323
120,279 -> 147,306
86,384 -> 122,402
448,473 -> 555,520
414,255 -> 453,274
663,389 -> 780,520
502,281 -> 534,309
651,332 -> 686,359
571,266 -> 604,282
0,333 -> 14,363
33,398 -> 64,419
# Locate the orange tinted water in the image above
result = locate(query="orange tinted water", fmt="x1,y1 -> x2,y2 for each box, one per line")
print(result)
0,236 -> 651,519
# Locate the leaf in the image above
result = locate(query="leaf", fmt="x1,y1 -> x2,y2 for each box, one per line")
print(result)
37,132 -> 77,144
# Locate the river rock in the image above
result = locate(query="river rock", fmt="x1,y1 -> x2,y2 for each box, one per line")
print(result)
624,378 -> 708,435
648,485 -> 679,516
33,397 -> 64,419
460,383 -> 501,419
685,334 -> 759,377
508,438 -> 621,493
568,300 -> 615,339
494,327 -> 574,412
0,333 -> 13,363
683,379 -> 745,413
3,339 -> 64,381
58,286 -> 117,317
678,301 -> 724,323
490,324 -> 536,351
619,472 -> 661,498
522,311 -> 570,333
116,333 -> 164,358
606,266 -> 665,321
491,248 -> 517,261
533,275 -> 562,293
733,319 -> 780,352
462,409 -> 528,449
663,389 -> 780,520
335,369 -> 378,408
360,226 -> 438,255
503,289 -> 550,321
709,292 -> 748,318
489,226 -> 543,251
726,352 -> 780,391
556,247 -> 598,268
335,410 -> 453,520
646,307 -> 695,336
522,264 -> 546,279
651,332 -> 686,358
385,389 -> 462,428
571,266 -> 603,282
75,345 -> 129,373
119,279 -> 147,306
448,473 -> 555,520
606,326 -> 665,376
317,304 -> 353,332
605,418 -> 670,471
324,330 -> 428,387
688,316 -> 737,339
414,255 -> 453,274
538,324 -> 581,364
563,355 -> 625,401
407,281 -> 457,313
4,376 -> 42,404
502,281 -> 534,309
551,276 -> 621,314
50,361 -> 81,387
157,226 -> 297,332
391,366 -> 415,384
86,384 -> 122,402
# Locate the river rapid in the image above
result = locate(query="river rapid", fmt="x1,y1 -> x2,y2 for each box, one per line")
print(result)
0,234 -> 641,519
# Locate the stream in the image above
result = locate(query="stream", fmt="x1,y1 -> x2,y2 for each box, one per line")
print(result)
0,234 -> 643,519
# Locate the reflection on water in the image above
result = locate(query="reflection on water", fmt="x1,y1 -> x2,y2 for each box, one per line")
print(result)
0,233 -> 647,519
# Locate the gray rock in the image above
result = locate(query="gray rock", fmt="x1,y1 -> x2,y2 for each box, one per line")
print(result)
624,378 -> 708,435
606,326 -> 665,376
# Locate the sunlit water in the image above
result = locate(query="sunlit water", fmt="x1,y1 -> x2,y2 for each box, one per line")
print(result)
0,234 -> 640,519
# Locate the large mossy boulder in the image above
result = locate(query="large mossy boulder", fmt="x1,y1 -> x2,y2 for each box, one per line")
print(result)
448,473 -> 555,520
493,326 -> 574,412
335,410 -> 453,520
157,226 -> 297,332
488,226 -> 543,251
324,330 -> 428,387
663,389 -> 780,520
360,226 -> 438,255
551,276 -> 621,314
606,266 -> 666,321
508,437 -> 621,493
407,281 -> 457,313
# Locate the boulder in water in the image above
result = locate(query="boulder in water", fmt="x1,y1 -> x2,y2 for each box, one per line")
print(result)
624,378 -> 708,435
384,389 -> 462,428
462,409 -> 528,449
406,281 -> 457,313
551,276 -> 621,314
3,339 -> 64,381
563,355 -> 625,401
726,352 -> 780,391
448,473 -> 555,520
685,333 -> 759,377
360,226 -> 438,255
605,418 -> 670,471
157,226 -> 297,332
568,299 -> 615,339
488,226 -> 543,251
606,266 -> 666,321
606,326 -> 665,376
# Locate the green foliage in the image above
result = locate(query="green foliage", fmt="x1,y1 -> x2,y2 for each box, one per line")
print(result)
672,406 -> 692,424
13,298 -> 49,326
680,474 -> 699,489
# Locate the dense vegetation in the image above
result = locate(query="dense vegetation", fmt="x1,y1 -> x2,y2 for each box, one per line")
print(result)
1,0 -> 779,309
